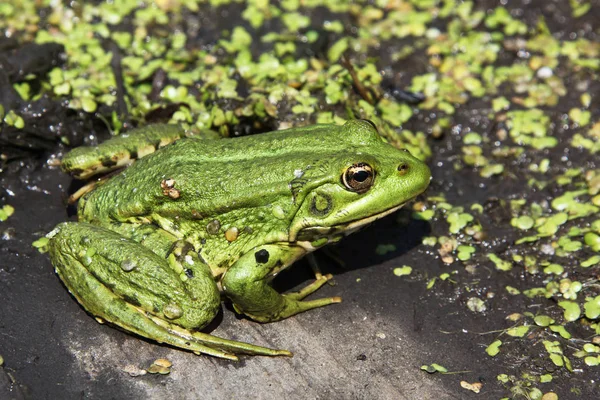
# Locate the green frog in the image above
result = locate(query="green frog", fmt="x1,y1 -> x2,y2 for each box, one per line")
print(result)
47,119 -> 431,360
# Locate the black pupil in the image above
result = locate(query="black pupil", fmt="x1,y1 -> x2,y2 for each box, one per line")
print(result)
353,170 -> 370,182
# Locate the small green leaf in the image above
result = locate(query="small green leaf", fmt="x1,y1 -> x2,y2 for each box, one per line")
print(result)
426,277 -> 437,289
549,353 -> 564,367
534,315 -> 554,327
584,356 -> 599,366
583,343 -> 599,353
581,255 -> 600,268
487,253 -> 512,271
486,340 -> 502,357
558,301 -> 581,321
543,264 -> 564,275
513,215 -> 534,230
507,325 -> 530,337
505,286 -> 520,295
32,237 -> 50,248
584,296 -> 600,319
327,38 -> 348,62
393,266 -> 412,277
549,325 -> 571,339
420,363 -> 448,374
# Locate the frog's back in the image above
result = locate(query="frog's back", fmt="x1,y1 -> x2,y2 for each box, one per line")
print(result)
77,120 -> 385,226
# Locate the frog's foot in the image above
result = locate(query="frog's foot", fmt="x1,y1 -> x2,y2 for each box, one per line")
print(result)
48,222 -> 292,360
233,292 -> 342,323
143,310 -> 293,360
285,273 -> 340,301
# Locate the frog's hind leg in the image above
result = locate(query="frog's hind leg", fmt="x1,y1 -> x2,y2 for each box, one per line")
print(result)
61,124 -> 221,180
48,222 -> 291,360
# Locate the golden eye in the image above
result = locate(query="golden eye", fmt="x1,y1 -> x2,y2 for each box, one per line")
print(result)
397,163 -> 409,175
342,163 -> 374,193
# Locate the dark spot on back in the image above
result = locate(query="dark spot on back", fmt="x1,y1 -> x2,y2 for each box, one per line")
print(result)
185,269 -> 194,278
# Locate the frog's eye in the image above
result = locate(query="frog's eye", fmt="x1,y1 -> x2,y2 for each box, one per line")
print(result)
342,163 -> 374,193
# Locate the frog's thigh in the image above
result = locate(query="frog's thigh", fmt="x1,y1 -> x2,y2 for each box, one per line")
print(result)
48,222 -> 228,351
222,245 -> 341,323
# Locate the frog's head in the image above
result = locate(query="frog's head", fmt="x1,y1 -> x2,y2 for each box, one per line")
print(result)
289,120 -> 431,244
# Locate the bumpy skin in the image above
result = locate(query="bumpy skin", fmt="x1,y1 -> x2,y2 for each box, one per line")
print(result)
48,120 -> 431,360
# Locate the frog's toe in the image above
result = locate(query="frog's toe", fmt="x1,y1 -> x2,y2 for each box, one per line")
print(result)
285,273 -> 338,301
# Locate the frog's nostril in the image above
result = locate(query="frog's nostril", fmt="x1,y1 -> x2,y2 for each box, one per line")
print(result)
397,163 -> 409,175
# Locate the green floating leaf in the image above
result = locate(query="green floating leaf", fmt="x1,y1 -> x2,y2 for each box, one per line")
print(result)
549,353 -> 564,367
420,363 -> 448,374
549,325 -> 571,339
534,315 -> 555,327
507,325 -> 530,337
584,296 -> 600,320
447,212 -> 474,233
583,343 -> 599,353
487,253 -> 512,271
584,356 -> 599,366
523,287 -> 548,298
413,209 -> 435,220
584,232 -> 600,251
512,215 -> 534,230
506,286 -> 520,295
32,237 -> 50,254
393,266 -> 412,277
558,301 -> 581,322
457,245 -> 476,261
486,340 -> 502,357
480,164 -> 504,178
536,212 -> 568,236
543,264 -> 564,275
0,204 -> 15,222
581,255 -> 600,268
327,37 -> 348,62
426,277 -> 437,289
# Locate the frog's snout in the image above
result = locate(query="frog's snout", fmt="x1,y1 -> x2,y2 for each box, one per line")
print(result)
398,158 -> 431,196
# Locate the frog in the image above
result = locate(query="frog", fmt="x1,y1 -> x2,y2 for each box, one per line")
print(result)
47,119 -> 431,360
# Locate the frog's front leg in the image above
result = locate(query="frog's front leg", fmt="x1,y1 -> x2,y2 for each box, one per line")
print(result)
48,222 -> 291,360
222,244 -> 341,323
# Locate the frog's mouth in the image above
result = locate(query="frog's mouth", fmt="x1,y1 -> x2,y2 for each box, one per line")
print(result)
293,202 -> 406,246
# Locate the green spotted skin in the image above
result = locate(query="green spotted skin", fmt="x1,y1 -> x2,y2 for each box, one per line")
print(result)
61,124 -> 219,179
48,120 -> 432,360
